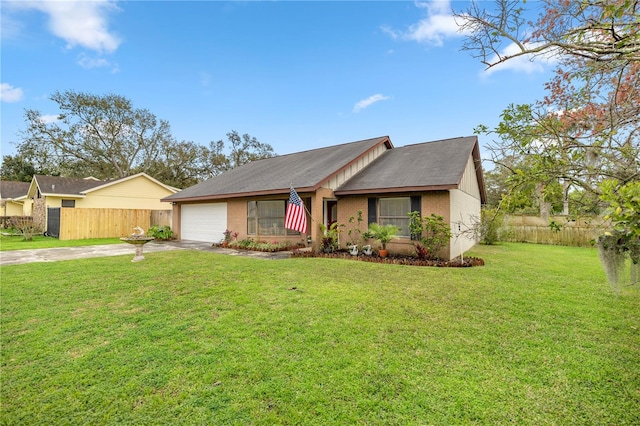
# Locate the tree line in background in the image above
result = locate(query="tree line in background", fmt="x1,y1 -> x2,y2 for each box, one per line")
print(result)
458,0 -> 639,286
0,90 -> 276,188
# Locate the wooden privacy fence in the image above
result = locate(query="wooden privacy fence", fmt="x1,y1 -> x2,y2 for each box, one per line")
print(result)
58,208 -> 172,240
501,215 -> 607,247
151,210 -> 172,227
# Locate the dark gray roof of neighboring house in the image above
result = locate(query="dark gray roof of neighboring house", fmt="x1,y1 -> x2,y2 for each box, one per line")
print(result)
334,136 -> 484,199
0,181 -> 30,199
34,175 -> 105,195
164,136 -> 392,201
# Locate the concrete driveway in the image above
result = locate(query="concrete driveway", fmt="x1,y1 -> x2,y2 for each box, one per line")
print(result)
0,240 -> 291,266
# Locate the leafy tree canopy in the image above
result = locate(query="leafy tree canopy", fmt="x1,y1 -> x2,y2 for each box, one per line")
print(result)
0,155 -> 57,182
9,90 -> 275,188
456,1 -> 639,217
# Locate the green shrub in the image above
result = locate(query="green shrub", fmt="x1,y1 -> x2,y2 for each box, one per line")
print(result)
147,225 -> 174,241
319,222 -> 342,252
408,212 -> 451,257
228,238 -> 294,252
479,208 -> 503,245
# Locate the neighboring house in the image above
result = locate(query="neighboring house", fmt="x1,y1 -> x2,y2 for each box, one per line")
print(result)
0,181 -> 30,216
27,173 -> 180,236
163,136 -> 486,260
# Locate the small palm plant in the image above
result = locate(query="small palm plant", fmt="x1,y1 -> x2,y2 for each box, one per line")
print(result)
366,223 -> 399,256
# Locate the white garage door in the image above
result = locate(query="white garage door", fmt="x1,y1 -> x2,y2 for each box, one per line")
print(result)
181,203 -> 227,243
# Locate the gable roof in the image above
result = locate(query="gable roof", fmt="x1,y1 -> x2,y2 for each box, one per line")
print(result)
83,173 -> 180,194
164,136 -> 392,202
335,136 -> 486,203
0,181 -> 30,200
31,175 -> 104,198
29,173 -> 179,198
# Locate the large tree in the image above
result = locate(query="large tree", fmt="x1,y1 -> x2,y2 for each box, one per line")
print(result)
14,91 -> 276,187
456,0 -> 640,69
0,154 -> 54,182
19,90 -> 176,180
456,0 -> 639,214
212,130 -> 276,172
456,0 -> 640,285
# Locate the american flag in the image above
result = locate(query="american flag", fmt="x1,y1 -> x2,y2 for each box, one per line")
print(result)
285,186 -> 307,233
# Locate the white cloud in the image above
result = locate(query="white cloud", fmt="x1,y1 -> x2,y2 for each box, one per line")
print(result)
353,94 -> 390,113
382,0 -> 464,46
10,0 -> 121,53
78,54 -> 111,69
0,83 -> 24,103
482,42 -> 559,76
40,114 -> 59,124
385,1 -> 556,76
0,10 -> 24,39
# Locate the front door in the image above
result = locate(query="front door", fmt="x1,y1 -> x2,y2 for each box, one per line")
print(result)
325,200 -> 338,228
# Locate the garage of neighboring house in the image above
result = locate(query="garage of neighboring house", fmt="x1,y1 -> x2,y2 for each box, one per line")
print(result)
180,203 -> 227,243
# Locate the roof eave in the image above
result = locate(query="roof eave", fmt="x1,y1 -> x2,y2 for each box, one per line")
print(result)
335,184 -> 457,196
84,172 -> 179,194
469,138 -> 487,204
162,186 -> 317,203
41,193 -> 87,199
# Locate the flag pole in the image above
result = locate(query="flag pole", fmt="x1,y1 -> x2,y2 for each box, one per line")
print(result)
289,185 -> 315,224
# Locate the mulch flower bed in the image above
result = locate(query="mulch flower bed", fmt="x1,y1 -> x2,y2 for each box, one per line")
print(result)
212,243 -> 303,253
291,250 -> 485,267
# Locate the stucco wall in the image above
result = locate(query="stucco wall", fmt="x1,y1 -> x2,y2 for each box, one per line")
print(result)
45,197 -> 64,208
78,176 -> 174,210
2,201 -> 24,216
22,199 -> 33,216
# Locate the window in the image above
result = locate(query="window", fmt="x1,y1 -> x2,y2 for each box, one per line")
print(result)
61,199 -> 76,208
247,200 -> 300,236
378,197 -> 411,237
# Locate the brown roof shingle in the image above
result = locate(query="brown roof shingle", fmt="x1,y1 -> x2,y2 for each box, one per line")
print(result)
163,135 -> 486,204
164,136 -> 392,201
34,175 -> 105,195
334,136 -> 481,195
0,181 -> 30,199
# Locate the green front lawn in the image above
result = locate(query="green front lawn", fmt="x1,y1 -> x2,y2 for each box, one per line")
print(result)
2,243 -> 639,424
0,234 -> 122,251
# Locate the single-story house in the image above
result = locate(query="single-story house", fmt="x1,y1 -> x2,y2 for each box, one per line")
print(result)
163,136 -> 486,260
27,172 -> 180,237
0,181 -> 30,217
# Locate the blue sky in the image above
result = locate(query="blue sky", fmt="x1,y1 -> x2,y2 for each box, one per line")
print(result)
1,1 -> 554,163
